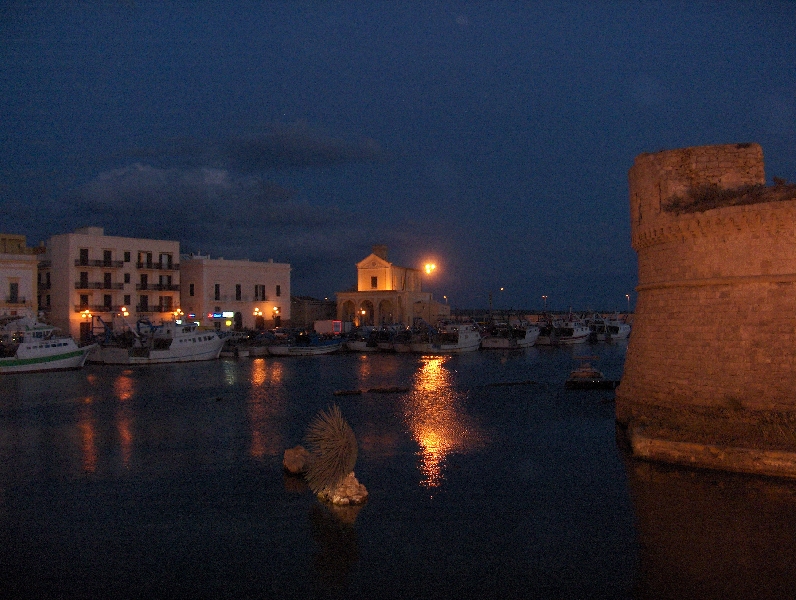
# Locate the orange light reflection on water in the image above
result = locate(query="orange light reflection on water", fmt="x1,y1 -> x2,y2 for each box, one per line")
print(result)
404,355 -> 485,490
78,396 -> 97,473
247,359 -> 285,458
113,371 -> 135,468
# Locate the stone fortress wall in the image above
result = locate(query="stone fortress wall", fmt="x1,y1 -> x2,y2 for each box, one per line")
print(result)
616,143 -> 796,454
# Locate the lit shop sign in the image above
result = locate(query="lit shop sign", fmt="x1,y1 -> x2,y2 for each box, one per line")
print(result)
208,311 -> 235,319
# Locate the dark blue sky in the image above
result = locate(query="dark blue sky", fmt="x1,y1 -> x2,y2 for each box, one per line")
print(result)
2,2 -> 795,311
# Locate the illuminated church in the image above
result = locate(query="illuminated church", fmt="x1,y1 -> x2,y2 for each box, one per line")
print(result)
336,245 -> 449,327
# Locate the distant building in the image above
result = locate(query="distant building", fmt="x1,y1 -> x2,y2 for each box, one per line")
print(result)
41,227 -> 180,341
291,295 -> 337,330
180,254 -> 291,331
0,234 -> 40,319
336,245 -> 449,327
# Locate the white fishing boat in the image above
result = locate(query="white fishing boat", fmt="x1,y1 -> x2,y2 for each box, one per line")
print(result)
0,316 -> 95,374
586,313 -> 631,341
410,322 -> 482,354
481,323 -> 540,349
604,314 -> 631,340
88,318 -> 224,365
554,316 -> 590,344
268,331 -> 343,356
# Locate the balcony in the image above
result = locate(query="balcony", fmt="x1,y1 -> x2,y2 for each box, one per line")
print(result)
135,304 -> 175,314
4,296 -> 27,304
73,304 -> 124,313
135,283 -> 180,291
74,259 -> 125,268
136,262 -> 179,271
75,282 -> 125,290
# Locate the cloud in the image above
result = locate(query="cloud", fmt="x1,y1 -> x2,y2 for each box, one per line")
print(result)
126,121 -> 387,173
68,162 -> 442,298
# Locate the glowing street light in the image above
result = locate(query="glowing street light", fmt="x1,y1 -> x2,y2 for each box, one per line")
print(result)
253,307 -> 262,317
542,295 -> 548,310
424,263 -> 436,275
626,294 -> 630,314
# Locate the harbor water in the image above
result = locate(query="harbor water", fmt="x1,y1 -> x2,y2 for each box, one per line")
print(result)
2,342 -> 796,599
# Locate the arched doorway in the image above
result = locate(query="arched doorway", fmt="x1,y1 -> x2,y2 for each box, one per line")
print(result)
378,299 -> 395,325
358,300 -> 374,327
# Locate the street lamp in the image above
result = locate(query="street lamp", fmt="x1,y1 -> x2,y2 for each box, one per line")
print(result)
542,295 -> 548,311
424,263 -> 436,275
626,294 -> 630,314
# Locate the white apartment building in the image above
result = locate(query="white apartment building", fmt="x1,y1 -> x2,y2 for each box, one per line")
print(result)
180,255 -> 291,331
0,234 -> 39,320
41,227 -> 181,340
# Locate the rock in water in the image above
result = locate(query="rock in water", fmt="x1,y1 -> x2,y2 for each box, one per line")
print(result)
283,445 -> 310,474
317,471 -> 368,506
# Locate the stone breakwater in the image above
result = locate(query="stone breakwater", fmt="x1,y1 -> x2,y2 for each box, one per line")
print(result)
617,143 -> 796,475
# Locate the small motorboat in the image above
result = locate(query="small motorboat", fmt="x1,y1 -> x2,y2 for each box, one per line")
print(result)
565,356 -> 619,390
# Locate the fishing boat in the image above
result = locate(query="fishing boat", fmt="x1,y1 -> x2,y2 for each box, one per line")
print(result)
565,356 -> 619,390
586,313 -> 631,342
88,318 -> 224,365
481,323 -> 540,349
604,314 -> 631,340
344,328 -> 379,352
268,331 -> 343,356
0,316 -> 95,373
554,316 -> 590,344
391,327 -> 418,353
410,321 -> 481,354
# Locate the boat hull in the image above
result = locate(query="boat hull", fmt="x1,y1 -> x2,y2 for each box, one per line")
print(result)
0,344 -> 95,374
268,342 -> 342,356
89,339 -> 224,365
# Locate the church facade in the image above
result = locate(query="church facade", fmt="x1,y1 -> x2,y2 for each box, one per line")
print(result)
335,245 -> 449,327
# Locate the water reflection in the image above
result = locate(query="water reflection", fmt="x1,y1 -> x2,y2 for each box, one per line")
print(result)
247,359 -> 286,458
310,502 -> 359,592
626,457 -> 796,599
403,356 -> 486,490
78,396 -> 97,473
113,371 -> 135,468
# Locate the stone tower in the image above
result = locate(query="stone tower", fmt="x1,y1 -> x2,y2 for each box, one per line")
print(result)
617,143 -> 796,476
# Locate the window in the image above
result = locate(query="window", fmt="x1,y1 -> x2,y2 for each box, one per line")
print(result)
254,284 -> 265,300
214,284 -> 220,301
103,250 -> 112,266
276,285 -> 281,297
124,295 -> 131,306
80,272 -> 88,288
79,248 -> 88,265
124,251 -> 131,262
104,273 -> 112,289
160,296 -> 173,311
371,276 -> 378,289
103,295 -> 112,309
79,294 -> 89,308
140,274 -> 148,289
124,273 -> 130,284
235,284 -> 241,301
45,272 -> 50,287
46,294 -> 50,307
189,283 -> 195,297
139,295 -> 149,311
9,282 -> 18,303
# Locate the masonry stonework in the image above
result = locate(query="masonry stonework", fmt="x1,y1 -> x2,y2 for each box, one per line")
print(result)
616,143 -> 796,473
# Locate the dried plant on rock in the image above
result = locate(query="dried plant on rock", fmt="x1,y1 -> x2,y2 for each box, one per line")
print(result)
304,405 -> 358,494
